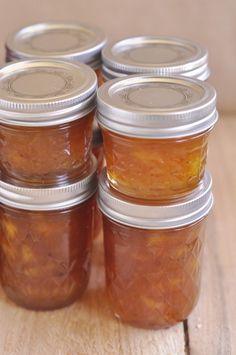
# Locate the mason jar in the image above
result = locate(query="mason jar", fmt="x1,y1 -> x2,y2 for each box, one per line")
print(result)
0,59 -> 97,186
102,36 -> 209,81
0,157 -> 97,310
97,75 -> 217,201
5,22 -> 107,151
98,169 -> 213,329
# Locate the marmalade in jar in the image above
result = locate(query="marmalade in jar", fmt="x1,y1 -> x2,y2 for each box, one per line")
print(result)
0,114 -> 93,186
0,157 -> 97,310
0,59 -> 97,186
98,169 -> 213,329
97,75 -> 217,201
103,217 -> 205,329
1,201 -> 94,310
103,128 -> 210,200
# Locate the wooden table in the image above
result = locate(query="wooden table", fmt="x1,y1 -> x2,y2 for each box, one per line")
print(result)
0,115 -> 235,355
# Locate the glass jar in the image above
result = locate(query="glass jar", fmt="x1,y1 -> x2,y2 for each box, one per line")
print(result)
98,169 -> 213,329
102,36 -> 209,81
0,59 -> 97,186
97,75 -> 218,201
0,157 -> 97,310
5,22 -> 107,152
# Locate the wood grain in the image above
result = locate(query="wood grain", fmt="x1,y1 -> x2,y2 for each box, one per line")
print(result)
187,115 -> 236,355
0,115 -> 235,354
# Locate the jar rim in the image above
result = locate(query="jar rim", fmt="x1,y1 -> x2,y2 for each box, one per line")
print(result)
97,75 -> 218,139
0,156 -> 98,211
98,169 -> 213,230
102,36 -> 209,79
6,22 -> 107,69
0,59 -> 97,127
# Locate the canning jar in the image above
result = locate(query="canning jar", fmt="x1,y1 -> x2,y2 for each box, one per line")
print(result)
6,22 -> 106,84
0,59 -> 97,186
0,157 -> 97,310
97,75 -> 217,201
5,22 -> 106,149
102,36 -> 209,81
98,170 -> 213,329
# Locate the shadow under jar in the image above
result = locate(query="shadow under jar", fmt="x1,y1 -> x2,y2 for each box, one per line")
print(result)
0,59 -> 97,186
5,22 -> 107,158
98,169 -> 213,329
97,75 -> 218,201
0,157 -> 97,311
102,36 -> 210,81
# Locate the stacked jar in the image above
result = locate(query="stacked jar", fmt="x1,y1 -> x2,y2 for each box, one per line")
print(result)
4,22 -> 107,242
97,36 -> 218,329
5,22 -> 107,172
0,58 -> 98,310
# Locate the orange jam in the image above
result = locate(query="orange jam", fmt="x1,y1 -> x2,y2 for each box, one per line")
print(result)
1,114 -> 93,187
98,170 -> 213,329
0,158 -> 97,310
1,201 -> 94,310
103,217 -> 205,329
0,59 -> 97,186
97,75 -> 217,201
102,128 -> 210,200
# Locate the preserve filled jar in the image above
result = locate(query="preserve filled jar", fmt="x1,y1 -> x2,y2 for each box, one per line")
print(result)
98,169 -> 213,329
97,75 -> 218,201
0,157 -> 97,310
102,36 -> 209,81
0,59 -> 97,186
5,22 -> 106,147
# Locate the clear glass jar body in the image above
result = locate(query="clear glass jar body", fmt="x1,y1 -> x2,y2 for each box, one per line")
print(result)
0,198 -> 94,310
0,113 -> 93,186
103,216 -> 206,329
102,128 -> 210,200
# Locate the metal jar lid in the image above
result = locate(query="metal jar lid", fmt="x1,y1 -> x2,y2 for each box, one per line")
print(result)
98,169 -> 213,230
102,36 -> 209,80
0,59 -> 97,127
6,22 -> 107,69
0,157 -> 97,211
97,75 -> 218,138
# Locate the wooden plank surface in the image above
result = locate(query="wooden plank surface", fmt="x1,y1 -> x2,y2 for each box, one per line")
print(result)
187,115 -> 236,355
0,115 -> 235,355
